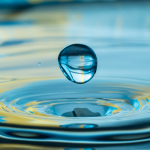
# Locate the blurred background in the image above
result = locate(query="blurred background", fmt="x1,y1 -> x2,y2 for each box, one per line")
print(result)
0,0 -> 150,82
0,1 -> 150,150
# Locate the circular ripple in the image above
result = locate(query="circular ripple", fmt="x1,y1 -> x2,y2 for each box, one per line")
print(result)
0,78 -> 150,145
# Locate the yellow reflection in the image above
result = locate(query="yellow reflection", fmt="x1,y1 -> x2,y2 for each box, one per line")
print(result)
0,101 -> 60,127
80,56 -> 84,83
97,100 -> 121,114
0,144 -> 64,150
0,78 -> 62,127
28,0 -> 73,4
0,77 -> 59,93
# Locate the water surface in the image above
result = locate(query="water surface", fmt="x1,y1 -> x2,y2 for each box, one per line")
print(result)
0,1 -> 150,149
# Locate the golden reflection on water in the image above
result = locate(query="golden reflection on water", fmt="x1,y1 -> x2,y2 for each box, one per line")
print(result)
0,144 -> 63,150
0,1 -> 150,148
0,78 -> 62,127
0,78 -> 150,127
0,77 -> 59,93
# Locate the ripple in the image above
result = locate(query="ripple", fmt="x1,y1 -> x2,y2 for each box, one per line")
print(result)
0,78 -> 150,145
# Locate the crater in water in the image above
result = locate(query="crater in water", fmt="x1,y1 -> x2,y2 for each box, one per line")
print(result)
0,77 -> 150,145
58,44 -> 97,84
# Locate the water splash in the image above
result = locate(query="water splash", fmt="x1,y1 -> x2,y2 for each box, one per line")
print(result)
58,44 -> 97,84
0,78 -> 150,146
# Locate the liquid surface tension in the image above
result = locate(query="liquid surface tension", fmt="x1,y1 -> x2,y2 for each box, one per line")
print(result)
58,44 -> 97,84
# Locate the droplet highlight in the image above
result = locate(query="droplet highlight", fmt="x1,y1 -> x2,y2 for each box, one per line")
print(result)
58,44 -> 97,84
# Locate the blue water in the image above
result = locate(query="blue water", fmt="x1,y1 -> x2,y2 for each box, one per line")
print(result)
1,77 -> 150,149
0,1 -> 150,149
58,44 -> 97,84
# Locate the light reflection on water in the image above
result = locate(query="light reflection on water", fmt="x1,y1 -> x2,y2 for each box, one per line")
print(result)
0,0 -> 150,149
0,77 -> 150,148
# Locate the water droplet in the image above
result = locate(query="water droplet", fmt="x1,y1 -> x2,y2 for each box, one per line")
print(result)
38,62 -> 41,66
58,44 -> 97,84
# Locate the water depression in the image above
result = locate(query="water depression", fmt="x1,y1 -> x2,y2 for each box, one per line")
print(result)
0,78 -> 150,145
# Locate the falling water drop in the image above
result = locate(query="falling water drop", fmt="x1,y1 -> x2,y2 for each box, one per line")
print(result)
58,44 -> 97,84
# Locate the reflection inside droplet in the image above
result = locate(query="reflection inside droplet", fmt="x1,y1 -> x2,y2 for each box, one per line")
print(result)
58,44 -> 97,84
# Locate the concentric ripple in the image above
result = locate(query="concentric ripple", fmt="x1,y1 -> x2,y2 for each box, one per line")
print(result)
0,78 -> 150,145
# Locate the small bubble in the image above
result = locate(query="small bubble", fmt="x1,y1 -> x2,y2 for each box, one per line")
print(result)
58,44 -> 97,84
38,62 -> 41,66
